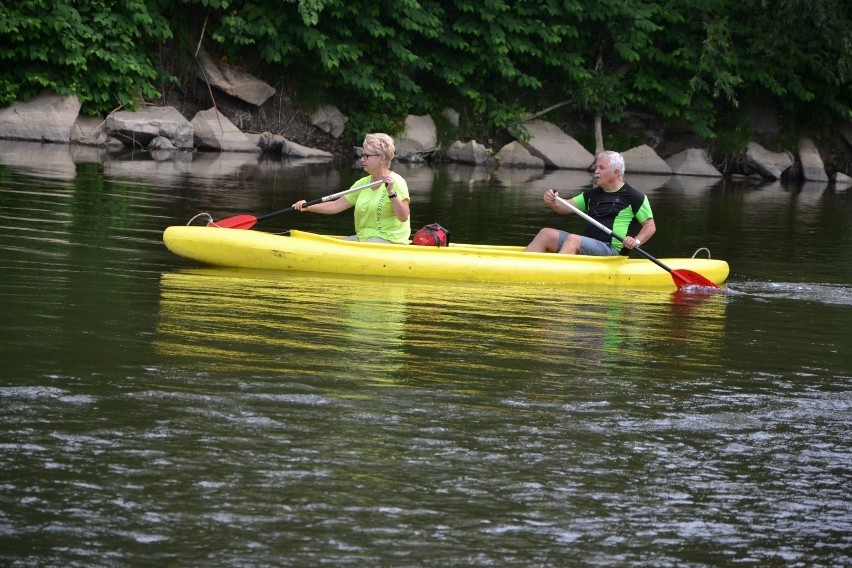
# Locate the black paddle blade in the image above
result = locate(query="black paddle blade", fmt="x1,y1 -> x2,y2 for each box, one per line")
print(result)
208,215 -> 258,229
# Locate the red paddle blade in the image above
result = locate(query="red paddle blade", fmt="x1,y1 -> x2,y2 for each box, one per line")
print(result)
207,214 -> 258,229
671,269 -> 722,290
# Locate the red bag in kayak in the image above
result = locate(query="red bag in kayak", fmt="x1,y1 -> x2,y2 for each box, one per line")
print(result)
412,223 -> 450,247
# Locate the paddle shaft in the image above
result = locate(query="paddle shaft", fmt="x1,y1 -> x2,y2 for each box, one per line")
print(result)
256,179 -> 385,222
554,194 -> 677,273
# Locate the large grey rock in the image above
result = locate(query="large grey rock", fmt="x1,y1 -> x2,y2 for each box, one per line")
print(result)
107,106 -> 194,149
834,171 -> 852,185
396,114 -> 438,159
798,138 -> 829,182
515,119 -> 594,170
71,115 -> 109,146
665,148 -> 723,177
310,105 -> 345,139
494,141 -> 545,168
191,108 -> 260,153
745,142 -> 793,180
446,140 -> 488,165
0,90 -> 81,143
622,144 -> 672,175
196,50 -> 275,107
282,138 -> 334,159
254,131 -> 331,158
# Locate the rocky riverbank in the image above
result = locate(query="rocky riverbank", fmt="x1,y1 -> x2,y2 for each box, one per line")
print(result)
1,49 -> 850,186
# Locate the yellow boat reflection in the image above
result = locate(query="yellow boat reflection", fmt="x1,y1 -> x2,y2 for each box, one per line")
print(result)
156,268 -> 728,392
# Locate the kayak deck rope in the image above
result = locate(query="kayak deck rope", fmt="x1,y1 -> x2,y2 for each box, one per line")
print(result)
187,213 -> 215,226
691,247 -> 712,259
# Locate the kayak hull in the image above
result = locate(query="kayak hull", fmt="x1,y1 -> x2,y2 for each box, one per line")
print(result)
162,226 -> 729,288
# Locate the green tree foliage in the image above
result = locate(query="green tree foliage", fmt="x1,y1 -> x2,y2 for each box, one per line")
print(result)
167,0 -> 852,142
1,0 -> 850,145
0,0 -> 174,114
731,0 -> 852,126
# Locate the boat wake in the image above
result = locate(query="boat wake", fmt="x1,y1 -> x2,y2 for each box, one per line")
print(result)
725,281 -> 852,306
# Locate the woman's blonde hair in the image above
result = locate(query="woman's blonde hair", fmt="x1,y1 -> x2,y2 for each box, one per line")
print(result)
363,133 -> 395,161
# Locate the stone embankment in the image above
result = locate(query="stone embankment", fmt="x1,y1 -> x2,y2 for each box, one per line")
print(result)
1,51 -> 849,186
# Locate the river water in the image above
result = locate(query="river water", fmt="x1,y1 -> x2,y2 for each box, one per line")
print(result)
1,140 -> 850,566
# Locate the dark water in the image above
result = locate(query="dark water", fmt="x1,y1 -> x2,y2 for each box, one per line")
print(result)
1,140 -> 850,566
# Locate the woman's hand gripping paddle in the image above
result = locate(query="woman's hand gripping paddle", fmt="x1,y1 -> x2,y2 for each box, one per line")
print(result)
554,195 -> 722,290
209,179 -> 386,230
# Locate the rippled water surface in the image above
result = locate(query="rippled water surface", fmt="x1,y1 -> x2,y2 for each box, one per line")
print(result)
1,141 -> 850,566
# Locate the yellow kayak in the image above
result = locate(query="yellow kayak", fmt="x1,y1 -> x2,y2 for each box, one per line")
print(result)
162,226 -> 729,289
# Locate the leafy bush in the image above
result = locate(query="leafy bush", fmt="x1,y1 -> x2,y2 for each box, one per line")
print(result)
0,0 -> 174,114
1,0 -> 849,148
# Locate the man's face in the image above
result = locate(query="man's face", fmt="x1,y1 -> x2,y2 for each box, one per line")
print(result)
593,157 -> 618,188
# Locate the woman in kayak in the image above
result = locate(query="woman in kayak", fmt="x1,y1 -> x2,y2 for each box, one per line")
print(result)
525,150 -> 656,255
292,133 -> 411,244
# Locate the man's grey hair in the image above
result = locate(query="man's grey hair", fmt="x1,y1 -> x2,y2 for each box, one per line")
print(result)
597,150 -> 625,178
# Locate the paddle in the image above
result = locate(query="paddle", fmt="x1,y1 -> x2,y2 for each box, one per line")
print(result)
209,179 -> 386,229
554,194 -> 722,290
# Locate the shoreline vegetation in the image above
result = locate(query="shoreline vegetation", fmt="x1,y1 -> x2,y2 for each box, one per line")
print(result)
1,1 -> 850,181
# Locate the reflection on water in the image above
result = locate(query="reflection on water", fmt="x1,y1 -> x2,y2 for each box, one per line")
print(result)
1,142 -> 850,566
156,268 -> 730,395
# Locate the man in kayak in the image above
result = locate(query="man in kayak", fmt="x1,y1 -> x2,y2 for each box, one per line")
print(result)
524,150 -> 656,255
292,133 -> 411,244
